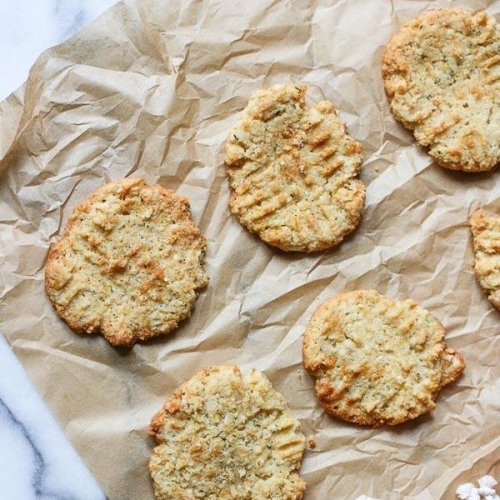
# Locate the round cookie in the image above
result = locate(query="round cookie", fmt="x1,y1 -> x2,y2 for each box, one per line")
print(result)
45,178 -> 208,347
470,208 -> 500,309
225,83 -> 365,252
382,9 -> 500,172
149,365 -> 306,500
302,290 -> 465,426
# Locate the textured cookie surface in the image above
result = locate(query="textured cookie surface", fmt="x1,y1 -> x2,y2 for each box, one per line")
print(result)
382,9 -> 500,172
45,178 -> 208,347
149,365 -> 306,500
303,290 -> 465,426
225,83 -> 365,252
470,208 -> 500,309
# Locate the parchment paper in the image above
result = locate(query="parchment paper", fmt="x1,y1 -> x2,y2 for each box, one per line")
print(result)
1,0 -> 499,498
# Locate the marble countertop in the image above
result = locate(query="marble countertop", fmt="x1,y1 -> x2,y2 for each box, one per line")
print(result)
0,336 -> 106,499
0,2 -> 119,498
0,0 -> 118,101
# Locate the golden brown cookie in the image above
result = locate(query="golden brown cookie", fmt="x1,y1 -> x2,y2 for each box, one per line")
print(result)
470,208 -> 500,309
303,290 -> 465,426
45,178 -> 208,347
382,9 -> 500,172
149,365 -> 306,500
225,83 -> 365,252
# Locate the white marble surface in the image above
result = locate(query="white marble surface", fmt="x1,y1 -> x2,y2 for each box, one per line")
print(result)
0,0 -> 119,101
0,1 -> 119,497
0,336 -> 106,499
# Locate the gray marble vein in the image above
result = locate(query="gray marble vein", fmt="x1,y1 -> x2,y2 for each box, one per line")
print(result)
0,0 -> 119,101
55,0 -> 89,40
0,335 -> 107,499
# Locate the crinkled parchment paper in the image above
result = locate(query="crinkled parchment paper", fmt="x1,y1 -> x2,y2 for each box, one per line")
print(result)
1,0 -> 499,498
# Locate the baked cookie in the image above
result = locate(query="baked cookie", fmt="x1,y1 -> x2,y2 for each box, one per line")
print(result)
45,178 -> 208,347
470,208 -> 500,309
382,9 -> 500,172
303,290 -> 465,426
149,365 -> 306,500
225,83 -> 365,252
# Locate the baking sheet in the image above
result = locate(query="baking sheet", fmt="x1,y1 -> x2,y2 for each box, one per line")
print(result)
1,0 -> 499,498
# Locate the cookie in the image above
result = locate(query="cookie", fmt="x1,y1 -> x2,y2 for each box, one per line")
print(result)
45,178 -> 208,347
382,9 -> 500,172
302,290 -> 465,426
149,365 -> 306,500
225,83 -> 365,252
470,208 -> 500,309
